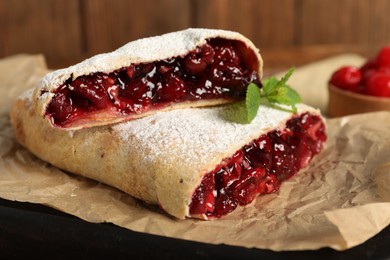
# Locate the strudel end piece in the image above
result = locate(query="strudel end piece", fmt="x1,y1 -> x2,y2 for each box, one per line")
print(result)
11,90 -> 326,220
34,28 -> 263,130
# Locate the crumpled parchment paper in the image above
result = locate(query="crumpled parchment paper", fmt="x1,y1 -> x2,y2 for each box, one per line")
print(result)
0,54 -> 389,251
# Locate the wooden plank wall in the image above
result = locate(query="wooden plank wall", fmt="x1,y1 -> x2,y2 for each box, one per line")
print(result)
1,0 -> 390,69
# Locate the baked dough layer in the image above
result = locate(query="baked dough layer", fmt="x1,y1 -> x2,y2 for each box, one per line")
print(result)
11,90 -> 321,219
33,28 -> 263,130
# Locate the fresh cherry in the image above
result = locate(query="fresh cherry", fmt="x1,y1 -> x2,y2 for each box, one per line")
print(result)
331,46 -> 390,97
365,71 -> 390,97
360,58 -> 377,84
376,46 -> 390,68
329,66 -> 361,91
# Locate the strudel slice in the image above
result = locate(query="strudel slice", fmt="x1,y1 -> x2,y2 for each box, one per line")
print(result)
34,28 -> 262,130
11,91 -> 326,220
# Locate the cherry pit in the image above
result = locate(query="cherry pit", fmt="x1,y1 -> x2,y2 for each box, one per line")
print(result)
330,46 -> 390,97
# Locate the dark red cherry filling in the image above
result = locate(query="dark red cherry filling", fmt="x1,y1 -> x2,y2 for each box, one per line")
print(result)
46,39 -> 261,127
189,113 -> 326,218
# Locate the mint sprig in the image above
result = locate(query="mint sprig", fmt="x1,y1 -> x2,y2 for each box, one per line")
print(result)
245,83 -> 261,122
261,67 -> 300,112
222,67 -> 301,124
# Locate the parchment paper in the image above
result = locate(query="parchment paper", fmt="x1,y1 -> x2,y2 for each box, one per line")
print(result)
1,54 -> 390,251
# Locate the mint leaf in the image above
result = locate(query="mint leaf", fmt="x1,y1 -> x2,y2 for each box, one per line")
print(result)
278,67 -> 295,87
221,84 -> 261,124
222,67 -> 301,124
220,101 -> 250,124
266,85 -> 301,112
262,67 -> 295,97
245,83 -> 261,122
262,67 -> 300,112
262,76 -> 279,96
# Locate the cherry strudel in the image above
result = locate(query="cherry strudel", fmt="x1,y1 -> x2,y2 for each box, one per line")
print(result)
33,28 -> 263,130
11,90 -> 326,219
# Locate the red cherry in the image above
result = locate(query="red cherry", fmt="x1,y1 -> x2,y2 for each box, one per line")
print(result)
158,65 -> 173,74
378,66 -> 390,75
48,92 -> 73,119
214,43 -> 240,65
329,66 -> 361,91
376,46 -> 390,68
360,58 -> 377,84
263,174 -> 279,194
188,112 -> 326,218
101,75 -> 115,89
184,44 -> 215,74
189,172 -> 215,215
216,150 -> 243,187
71,77 -> 109,109
360,58 -> 377,72
156,75 -> 186,102
365,72 -> 390,97
126,65 -> 135,78
232,167 -> 266,205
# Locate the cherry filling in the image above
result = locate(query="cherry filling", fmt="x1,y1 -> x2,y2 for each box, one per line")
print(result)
46,39 -> 261,127
189,113 -> 327,218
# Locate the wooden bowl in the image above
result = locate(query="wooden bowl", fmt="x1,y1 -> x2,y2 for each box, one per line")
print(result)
328,84 -> 390,117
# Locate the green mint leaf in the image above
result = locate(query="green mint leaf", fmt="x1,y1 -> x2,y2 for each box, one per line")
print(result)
221,84 -> 261,124
220,101 -> 250,124
245,83 -> 261,122
262,67 -> 295,97
278,67 -> 295,87
222,66 -> 301,124
263,67 -> 300,112
266,85 -> 301,112
261,76 -> 279,96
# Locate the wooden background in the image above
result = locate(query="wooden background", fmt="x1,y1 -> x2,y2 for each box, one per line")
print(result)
1,0 -> 390,70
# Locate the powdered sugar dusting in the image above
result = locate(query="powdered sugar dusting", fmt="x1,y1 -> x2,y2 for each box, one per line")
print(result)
36,28 -> 262,96
113,103 -> 319,173
18,88 -> 34,101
